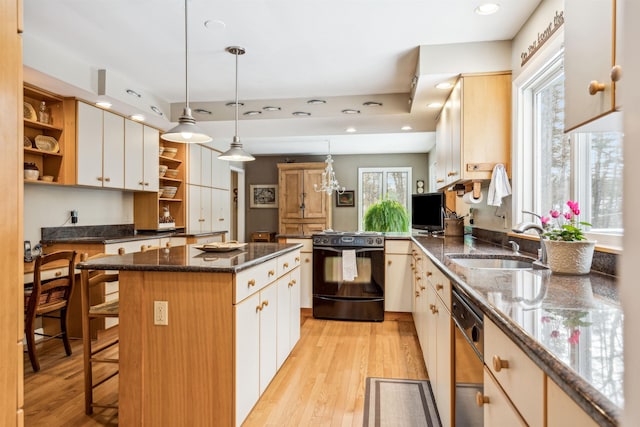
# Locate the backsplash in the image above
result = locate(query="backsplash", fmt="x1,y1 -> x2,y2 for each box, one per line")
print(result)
41,224 -> 135,241
471,227 -> 618,277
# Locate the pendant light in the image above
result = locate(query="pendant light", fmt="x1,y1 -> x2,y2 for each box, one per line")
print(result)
314,140 -> 344,195
218,46 -> 255,162
161,0 -> 211,144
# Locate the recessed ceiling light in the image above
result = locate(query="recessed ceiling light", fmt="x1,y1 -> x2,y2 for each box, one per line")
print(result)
401,126 -> 412,131
306,99 -> 326,105
475,3 -> 500,15
292,111 -> 311,116
427,102 -> 442,109
363,101 -> 383,107
263,106 -> 281,111
150,105 -> 164,116
130,114 -> 145,122
126,89 -> 142,98
226,102 -> 244,107
95,101 -> 112,109
194,108 -> 212,115
243,111 -> 262,116
435,82 -> 453,90
346,127 -> 356,133
341,109 -> 360,114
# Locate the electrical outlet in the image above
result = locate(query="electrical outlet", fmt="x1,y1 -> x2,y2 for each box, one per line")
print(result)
154,301 -> 168,325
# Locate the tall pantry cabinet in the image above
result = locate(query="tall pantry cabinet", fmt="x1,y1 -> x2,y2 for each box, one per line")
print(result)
277,162 -> 332,235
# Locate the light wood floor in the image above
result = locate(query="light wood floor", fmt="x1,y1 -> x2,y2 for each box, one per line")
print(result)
24,310 -> 427,426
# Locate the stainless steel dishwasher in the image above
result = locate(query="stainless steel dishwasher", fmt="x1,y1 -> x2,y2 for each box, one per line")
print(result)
452,287 -> 484,427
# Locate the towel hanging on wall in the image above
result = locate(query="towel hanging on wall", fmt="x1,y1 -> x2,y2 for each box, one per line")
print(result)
487,164 -> 511,207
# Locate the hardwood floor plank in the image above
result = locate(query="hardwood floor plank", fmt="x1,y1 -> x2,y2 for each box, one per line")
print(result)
24,312 -> 426,426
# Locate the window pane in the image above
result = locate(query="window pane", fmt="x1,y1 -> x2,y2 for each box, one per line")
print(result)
536,72 -> 570,213
362,172 -> 382,216
386,171 -> 409,209
589,131 -> 623,230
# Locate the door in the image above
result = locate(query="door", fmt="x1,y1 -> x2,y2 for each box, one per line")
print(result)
102,111 -> 124,189
235,292 -> 260,425
280,169 -> 303,219
142,126 -> 159,192
259,284 -> 277,395
124,120 -> 144,190
302,169 -> 326,218
312,247 -> 384,298
212,188 -> 230,233
77,102 -> 103,187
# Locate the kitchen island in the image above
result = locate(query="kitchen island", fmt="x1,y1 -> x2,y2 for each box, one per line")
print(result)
77,242 -> 303,426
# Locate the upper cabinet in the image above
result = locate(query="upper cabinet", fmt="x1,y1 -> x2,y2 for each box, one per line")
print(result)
564,0 -> 622,132
124,121 -> 159,192
434,72 -> 511,190
23,84 -> 76,185
77,102 -> 125,189
277,163 -> 332,235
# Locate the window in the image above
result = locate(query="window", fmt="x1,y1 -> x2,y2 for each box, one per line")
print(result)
516,50 -> 623,245
357,167 -> 412,230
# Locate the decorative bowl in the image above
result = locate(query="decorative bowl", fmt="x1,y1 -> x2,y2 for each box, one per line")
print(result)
40,175 -> 54,182
159,146 -> 165,156
163,147 -> 178,159
165,168 -> 179,178
159,165 -> 168,177
24,169 -> 39,181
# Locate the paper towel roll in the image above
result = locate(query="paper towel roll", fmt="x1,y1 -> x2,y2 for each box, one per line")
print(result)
462,191 -> 484,204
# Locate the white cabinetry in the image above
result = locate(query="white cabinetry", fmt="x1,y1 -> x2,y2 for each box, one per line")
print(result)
76,102 -> 125,189
233,250 -> 301,426
188,185 -> 213,234
546,377 -> 599,427
384,239 -> 413,312
564,0 -> 622,131
124,119 -> 159,192
284,238 -> 313,308
482,366 -> 527,426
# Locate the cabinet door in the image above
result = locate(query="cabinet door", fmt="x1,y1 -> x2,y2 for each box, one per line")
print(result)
302,169 -> 326,218
188,144 -> 202,185
448,80 -> 462,185
77,102 -> 104,187
143,126 -> 159,192
564,0 -> 616,131
289,267 -> 301,348
235,292 -> 261,425
483,367 -> 527,427
384,253 -> 413,312
259,284 -> 278,395
102,111 -> 125,189
187,184 -> 203,233
201,146 -> 213,188
435,104 -> 448,188
212,152 -> 231,190
299,251 -> 313,308
434,294 -> 452,427
124,120 -> 144,190
301,223 -> 326,235
201,186 -> 213,232
276,274 -> 291,370
280,170 -> 303,219
212,188 -> 230,233
425,285 -> 437,374
546,378 -> 599,427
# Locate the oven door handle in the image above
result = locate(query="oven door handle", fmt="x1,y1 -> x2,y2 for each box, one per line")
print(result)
313,247 -> 383,254
315,295 -> 385,303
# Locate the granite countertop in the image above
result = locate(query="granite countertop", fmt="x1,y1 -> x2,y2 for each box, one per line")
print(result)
412,235 -> 622,426
76,242 -> 303,273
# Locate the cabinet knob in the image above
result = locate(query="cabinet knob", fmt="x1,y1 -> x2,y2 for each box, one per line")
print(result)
429,304 -> 438,314
104,177 -> 111,182
144,182 -> 150,186
55,271 -> 62,277
447,171 -> 458,177
97,177 -> 103,181
268,270 -> 275,277
247,279 -> 256,287
416,276 -> 422,281
256,305 -> 262,312
436,284 -> 444,291
295,257 -> 300,263
283,262 -> 289,268
218,218 -> 224,221
588,80 -> 606,95
261,300 -> 269,308
198,219 -> 205,222
426,271 -> 433,277
288,280 -> 296,288
139,181 -> 144,185
420,285 -> 426,291
388,260 -> 392,266
416,291 -> 420,297
476,392 -> 490,407
492,355 -> 509,372
305,258 -> 311,263
611,65 -> 622,82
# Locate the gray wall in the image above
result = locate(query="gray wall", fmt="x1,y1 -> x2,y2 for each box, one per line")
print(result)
244,153 -> 429,238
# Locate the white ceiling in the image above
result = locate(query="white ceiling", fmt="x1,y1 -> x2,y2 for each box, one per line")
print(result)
22,0 -> 541,156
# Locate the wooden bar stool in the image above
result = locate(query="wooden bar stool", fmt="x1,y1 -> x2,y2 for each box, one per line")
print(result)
80,249 -> 123,414
24,250 -> 77,372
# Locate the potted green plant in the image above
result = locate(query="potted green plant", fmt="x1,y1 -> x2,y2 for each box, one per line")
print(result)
540,200 -> 596,275
363,198 -> 409,232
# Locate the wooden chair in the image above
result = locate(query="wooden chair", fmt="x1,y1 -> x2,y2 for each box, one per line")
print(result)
24,250 -> 77,372
80,251 -> 124,414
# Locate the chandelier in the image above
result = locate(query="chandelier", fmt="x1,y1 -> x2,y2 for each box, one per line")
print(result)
314,141 -> 345,195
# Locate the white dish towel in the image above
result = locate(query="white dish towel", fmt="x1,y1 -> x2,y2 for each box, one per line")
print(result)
342,249 -> 358,282
487,163 -> 512,207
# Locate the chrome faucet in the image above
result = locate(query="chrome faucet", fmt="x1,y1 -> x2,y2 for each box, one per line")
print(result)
508,240 -> 520,254
512,221 -> 547,264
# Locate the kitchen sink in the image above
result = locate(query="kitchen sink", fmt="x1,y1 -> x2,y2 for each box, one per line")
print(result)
447,254 -> 537,269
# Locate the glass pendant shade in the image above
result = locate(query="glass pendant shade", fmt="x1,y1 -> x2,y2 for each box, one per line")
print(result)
161,0 -> 211,144
162,107 -> 212,143
218,46 -> 254,162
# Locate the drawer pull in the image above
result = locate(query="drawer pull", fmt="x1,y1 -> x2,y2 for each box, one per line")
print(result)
426,271 -> 433,277
436,178 -> 444,183
261,300 -> 269,308
416,276 -> 421,281
55,271 -> 62,277
104,177 -> 111,182
429,304 -> 438,314
288,280 -> 296,288
388,260 -> 393,266
283,262 -> 289,268
476,392 -> 490,407
588,80 -> 606,95
305,258 -> 311,263
268,270 -> 275,277
420,285 -> 425,291
492,355 -> 509,372
295,256 -> 300,263
416,291 -> 420,297
256,305 -> 262,312
247,279 -> 256,287
436,284 -> 444,291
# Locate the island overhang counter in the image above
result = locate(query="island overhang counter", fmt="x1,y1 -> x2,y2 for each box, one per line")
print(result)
77,242 -> 303,426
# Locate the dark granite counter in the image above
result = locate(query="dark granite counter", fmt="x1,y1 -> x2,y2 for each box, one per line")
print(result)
76,242 -> 303,274
411,234 -> 621,426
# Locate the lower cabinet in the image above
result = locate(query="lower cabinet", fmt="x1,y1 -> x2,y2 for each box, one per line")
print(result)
284,238 -> 313,308
482,366 -> 527,426
276,267 -> 301,369
546,377 -> 599,427
384,239 -> 413,312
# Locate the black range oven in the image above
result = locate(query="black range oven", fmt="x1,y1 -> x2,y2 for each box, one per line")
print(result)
312,232 -> 385,321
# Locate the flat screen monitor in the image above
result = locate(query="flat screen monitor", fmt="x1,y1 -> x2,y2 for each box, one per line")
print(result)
411,192 -> 444,232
